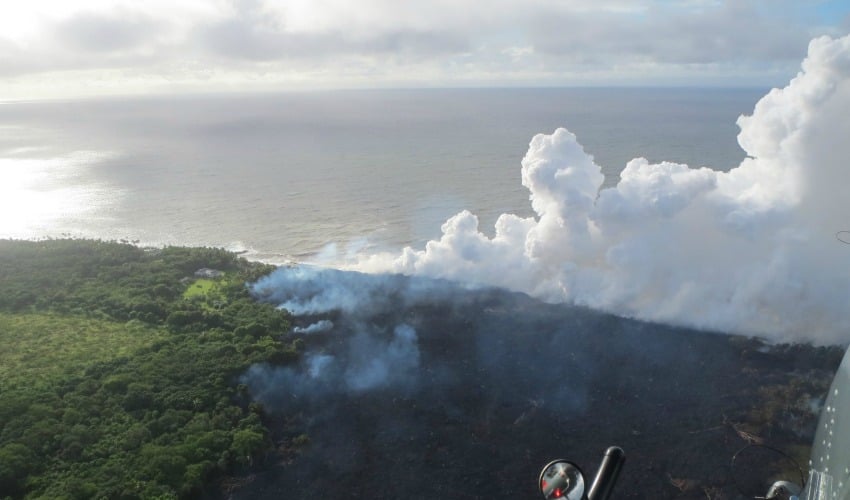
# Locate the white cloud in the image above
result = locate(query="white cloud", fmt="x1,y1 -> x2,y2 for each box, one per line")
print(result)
54,11 -> 163,53
0,1 -> 848,98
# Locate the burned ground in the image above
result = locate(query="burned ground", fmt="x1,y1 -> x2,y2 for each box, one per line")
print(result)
226,283 -> 841,499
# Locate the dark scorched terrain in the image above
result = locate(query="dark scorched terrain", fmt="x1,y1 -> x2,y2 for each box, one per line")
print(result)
225,283 -> 842,499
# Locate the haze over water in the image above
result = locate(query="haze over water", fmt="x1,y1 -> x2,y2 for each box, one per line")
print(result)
0,88 -> 762,262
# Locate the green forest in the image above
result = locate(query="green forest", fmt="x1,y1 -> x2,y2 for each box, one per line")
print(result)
0,239 -> 297,499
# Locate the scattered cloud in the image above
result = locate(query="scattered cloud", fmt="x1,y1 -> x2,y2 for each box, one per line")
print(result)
529,2 -> 812,65
0,0 -> 848,98
197,1 -> 468,63
54,10 -> 163,53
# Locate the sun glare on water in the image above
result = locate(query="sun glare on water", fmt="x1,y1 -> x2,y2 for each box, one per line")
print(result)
0,151 -> 117,238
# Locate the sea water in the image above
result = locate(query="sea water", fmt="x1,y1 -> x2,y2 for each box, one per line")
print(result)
0,88 -> 763,262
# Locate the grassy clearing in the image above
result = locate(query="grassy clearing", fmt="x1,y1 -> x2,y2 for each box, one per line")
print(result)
182,277 -> 238,312
182,278 -> 217,299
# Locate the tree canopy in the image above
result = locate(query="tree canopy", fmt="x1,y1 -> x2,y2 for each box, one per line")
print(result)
0,239 -> 295,499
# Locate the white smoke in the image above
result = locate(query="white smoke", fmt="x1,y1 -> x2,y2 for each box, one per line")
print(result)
355,35 -> 850,345
253,265 -> 375,315
344,324 -> 420,391
242,323 -> 421,407
252,264 -> 476,317
293,320 -> 334,334
247,265 -> 465,403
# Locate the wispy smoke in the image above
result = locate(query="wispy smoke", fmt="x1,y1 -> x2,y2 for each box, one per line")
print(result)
245,265 -> 594,418
247,266 -> 463,407
252,265 -> 408,315
351,35 -> 850,345
252,264 -> 475,316
344,324 -> 420,392
293,320 -> 334,334
253,265 -> 377,315
242,323 -> 421,408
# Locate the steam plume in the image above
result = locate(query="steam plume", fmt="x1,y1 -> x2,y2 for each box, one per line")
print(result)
354,35 -> 850,344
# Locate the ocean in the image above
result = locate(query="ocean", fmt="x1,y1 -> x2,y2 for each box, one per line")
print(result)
0,88 -> 764,263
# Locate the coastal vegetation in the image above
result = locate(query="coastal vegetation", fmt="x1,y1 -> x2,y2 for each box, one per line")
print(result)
0,239 -> 294,499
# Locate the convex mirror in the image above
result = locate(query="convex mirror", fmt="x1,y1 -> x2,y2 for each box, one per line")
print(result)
539,460 -> 586,500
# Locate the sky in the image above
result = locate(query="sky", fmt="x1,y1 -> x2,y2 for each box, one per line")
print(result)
1,0 -> 849,100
